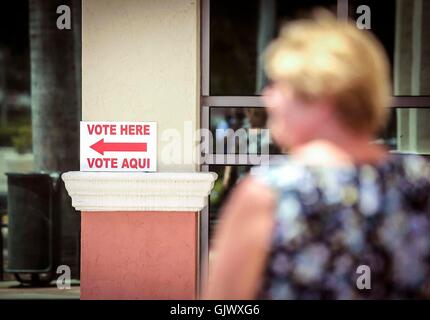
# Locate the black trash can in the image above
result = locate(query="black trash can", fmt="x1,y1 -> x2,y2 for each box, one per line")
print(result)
5,172 -> 80,285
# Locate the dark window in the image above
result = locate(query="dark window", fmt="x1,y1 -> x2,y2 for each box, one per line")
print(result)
349,0 -> 430,96
210,0 -> 337,96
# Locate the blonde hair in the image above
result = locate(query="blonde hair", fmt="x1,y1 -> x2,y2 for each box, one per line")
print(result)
264,10 -> 391,135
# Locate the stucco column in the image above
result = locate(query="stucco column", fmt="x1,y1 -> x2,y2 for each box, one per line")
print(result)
62,172 -> 216,299
61,0 -> 213,299
81,0 -> 201,169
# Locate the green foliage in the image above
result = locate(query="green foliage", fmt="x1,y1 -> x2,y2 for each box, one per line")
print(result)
0,123 -> 32,153
12,124 -> 32,153
0,125 -> 18,146
0,110 -> 32,153
210,178 -> 226,206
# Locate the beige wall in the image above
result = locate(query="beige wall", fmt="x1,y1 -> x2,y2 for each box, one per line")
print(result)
82,0 -> 200,171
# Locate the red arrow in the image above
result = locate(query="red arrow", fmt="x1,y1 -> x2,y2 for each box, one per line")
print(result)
90,138 -> 147,155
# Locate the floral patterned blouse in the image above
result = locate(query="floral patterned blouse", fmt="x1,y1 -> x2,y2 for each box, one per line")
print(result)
250,154 -> 430,299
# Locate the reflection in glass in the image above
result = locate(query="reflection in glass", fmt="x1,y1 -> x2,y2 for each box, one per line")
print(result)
210,0 -> 430,97
377,108 -> 430,154
350,0 -> 430,154
208,165 -> 251,236
210,107 -> 281,154
349,0 -> 430,96
394,108 -> 430,154
377,108 -> 397,150
209,107 -> 430,155
210,0 -> 337,95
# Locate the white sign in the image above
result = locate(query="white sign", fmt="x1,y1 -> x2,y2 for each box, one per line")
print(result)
80,121 -> 157,172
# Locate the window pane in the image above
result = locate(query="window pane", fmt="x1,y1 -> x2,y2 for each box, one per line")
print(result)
208,165 -> 251,237
395,108 -> 430,153
349,0 -> 430,96
377,108 -> 397,150
210,107 -> 282,154
377,108 -> 430,154
209,107 -> 430,154
210,0 -> 337,96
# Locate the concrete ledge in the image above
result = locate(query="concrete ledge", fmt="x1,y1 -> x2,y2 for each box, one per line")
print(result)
61,171 -> 217,212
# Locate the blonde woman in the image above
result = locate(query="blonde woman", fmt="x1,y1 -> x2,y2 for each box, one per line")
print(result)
206,11 -> 430,299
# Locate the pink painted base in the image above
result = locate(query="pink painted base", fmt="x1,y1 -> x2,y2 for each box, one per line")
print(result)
80,211 -> 198,300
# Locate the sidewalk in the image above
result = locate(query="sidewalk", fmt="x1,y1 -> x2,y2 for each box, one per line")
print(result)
0,280 -> 80,299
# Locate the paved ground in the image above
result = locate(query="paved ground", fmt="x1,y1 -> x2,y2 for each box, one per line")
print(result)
0,280 -> 80,299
